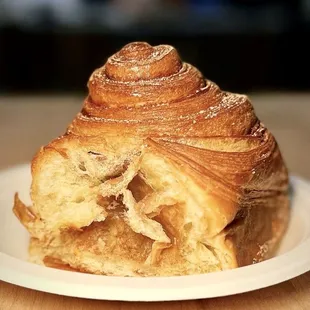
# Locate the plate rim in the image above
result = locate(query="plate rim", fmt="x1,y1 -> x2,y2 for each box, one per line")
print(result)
0,164 -> 310,301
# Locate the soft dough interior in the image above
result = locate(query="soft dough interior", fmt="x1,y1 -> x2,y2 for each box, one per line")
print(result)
14,135 -> 230,276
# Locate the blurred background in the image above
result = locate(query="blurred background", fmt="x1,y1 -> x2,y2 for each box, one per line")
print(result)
0,0 -> 310,178
0,0 -> 310,94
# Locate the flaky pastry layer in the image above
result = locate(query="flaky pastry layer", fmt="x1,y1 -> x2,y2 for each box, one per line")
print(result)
13,42 -> 289,276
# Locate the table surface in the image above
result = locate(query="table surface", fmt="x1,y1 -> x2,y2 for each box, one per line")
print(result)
0,93 -> 310,310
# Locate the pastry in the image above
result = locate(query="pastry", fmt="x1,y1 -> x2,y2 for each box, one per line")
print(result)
13,42 -> 289,276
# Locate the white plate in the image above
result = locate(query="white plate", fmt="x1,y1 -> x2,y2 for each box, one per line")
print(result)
0,164 -> 310,302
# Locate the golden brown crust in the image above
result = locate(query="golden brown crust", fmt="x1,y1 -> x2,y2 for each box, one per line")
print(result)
14,42 -> 289,276
69,42 -> 258,137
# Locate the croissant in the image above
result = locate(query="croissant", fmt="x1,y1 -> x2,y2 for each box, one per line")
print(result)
13,42 -> 289,276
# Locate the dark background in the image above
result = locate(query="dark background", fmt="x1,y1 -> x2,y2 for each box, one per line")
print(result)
0,0 -> 310,94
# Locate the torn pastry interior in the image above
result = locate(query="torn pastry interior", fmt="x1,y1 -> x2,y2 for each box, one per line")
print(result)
13,42 -> 289,276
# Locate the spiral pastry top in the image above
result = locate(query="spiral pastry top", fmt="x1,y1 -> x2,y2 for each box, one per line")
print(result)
70,42 -> 258,137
